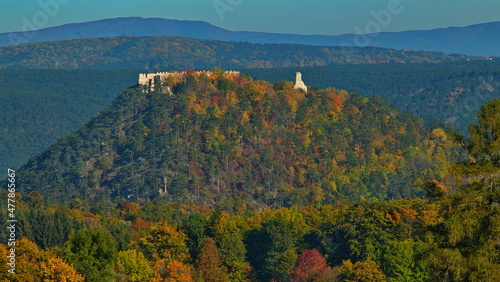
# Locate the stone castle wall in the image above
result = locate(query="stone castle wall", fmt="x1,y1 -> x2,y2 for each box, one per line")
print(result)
138,70 -> 240,89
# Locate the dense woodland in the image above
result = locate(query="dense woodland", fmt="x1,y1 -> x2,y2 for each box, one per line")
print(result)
0,96 -> 499,281
0,69 -> 139,174
2,70 -> 499,281
0,189 -> 499,281
0,21 -> 498,282
15,71 -> 460,207
0,35 -> 484,70
246,61 -> 500,132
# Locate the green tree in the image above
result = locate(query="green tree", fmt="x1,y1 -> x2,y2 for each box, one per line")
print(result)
115,249 -> 154,282
110,220 -> 133,252
213,212 -> 249,282
381,240 -> 428,282
183,212 -> 209,259
427,98 -> 500,281
248,208 -> 308,281
62,227 -> 117,281
459,99 -> 500,198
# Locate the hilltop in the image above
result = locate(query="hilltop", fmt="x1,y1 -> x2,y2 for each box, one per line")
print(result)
15,70 -> 458,208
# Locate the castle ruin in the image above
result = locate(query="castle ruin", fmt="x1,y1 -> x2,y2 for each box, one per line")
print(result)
138,70 -> 240,93
294,72 -> 307,92
138,70 -> 307,93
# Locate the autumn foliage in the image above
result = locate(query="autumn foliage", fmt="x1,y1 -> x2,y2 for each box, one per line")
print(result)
291,249 -> 334,281
0,238 -> 83,281
195,237 -> 229,282
152,259 -> 194,282
1,73 -> 500,281
337,259 -> 386,282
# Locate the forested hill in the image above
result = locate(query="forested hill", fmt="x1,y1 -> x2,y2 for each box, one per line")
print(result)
0,35 -> 482,70
16,71 -> 459,208
3,63 -> 498,176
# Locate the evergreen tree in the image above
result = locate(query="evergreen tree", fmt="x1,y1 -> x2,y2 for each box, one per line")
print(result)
427,98 -> 500,281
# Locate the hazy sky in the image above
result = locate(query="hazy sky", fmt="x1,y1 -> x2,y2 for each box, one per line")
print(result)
1,0 -> 500,35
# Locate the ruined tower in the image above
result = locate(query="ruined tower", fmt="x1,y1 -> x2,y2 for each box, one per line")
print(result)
294,72 -> 307,92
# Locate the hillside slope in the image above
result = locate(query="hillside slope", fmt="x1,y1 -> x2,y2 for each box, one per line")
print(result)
15,71 -> 458,208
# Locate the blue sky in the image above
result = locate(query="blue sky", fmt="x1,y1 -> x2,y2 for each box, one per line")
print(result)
1,0 -> 500,35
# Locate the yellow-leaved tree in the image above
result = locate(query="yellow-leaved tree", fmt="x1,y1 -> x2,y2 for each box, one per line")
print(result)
136,221 -> 190,262
0,238 -> 83,281
115,249 -> 154,282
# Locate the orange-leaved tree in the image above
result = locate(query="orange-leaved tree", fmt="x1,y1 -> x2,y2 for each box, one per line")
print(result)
291,249 -> 334,282
195,237 -> 229,282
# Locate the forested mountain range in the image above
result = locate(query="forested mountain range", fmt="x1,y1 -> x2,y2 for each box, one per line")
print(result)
15,71 -> 459,207
0,35 -> 481,70
1,13 -> 499,282
1,17 -> 499,56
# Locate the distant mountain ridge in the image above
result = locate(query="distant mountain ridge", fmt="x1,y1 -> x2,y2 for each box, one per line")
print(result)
0,35 -> 476,70
1,17 -> 499,56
